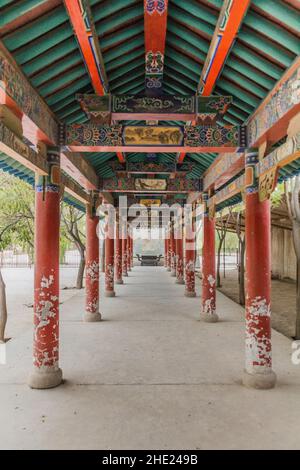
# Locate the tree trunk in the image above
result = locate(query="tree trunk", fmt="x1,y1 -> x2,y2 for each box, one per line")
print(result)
0,269 -> 7,343
76,250 -> 85,289
292,220 -> 300,339
239,239 -> 245,306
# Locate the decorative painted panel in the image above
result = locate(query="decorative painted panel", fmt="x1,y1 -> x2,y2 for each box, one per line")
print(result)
127,161 -> 176,173
77,94 -> 111,123
124,126 -> 183,146
248,65 -> 300,147
257,132 -> 300,175
0,49 -> 58,144
63,123 -> 246,149
144,0 -> 168,93
214,174 -> 245,205
203,151 -> 243,190
0,121 -> 47,174
63,123 -> 123,147
113,94 -> 195,115
101,176 -> 201,192
184,125 -> 246,148
76,93 -> 232,121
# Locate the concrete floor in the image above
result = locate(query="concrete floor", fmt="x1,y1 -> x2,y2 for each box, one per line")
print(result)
1,266 -> 300,450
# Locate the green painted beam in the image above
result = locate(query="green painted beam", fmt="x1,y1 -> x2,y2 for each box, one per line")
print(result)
252,0 -> 300,32
46,77 -> 90,106
22,38 -> 77,75
3,6 -> 68,50
31,52 -> 81,87
0,0 -> 47,26
12,25 -> 73,64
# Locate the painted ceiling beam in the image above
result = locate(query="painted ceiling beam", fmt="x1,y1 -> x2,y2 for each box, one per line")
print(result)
0,43 -> 98,192
247,57 -> 300,148
202,57 -> 300,191
144,0 -> 169,94
62,122 -> 247,153
64,0 -> 125,163
61,151 -> 99,191
64,0 -> 108,95
77,93 -> 232,122
101,176 -> 201,193
207,131 -> 300,210
198,0 -> 251,96
0,120 -> 90,205
203,152 -> 244,192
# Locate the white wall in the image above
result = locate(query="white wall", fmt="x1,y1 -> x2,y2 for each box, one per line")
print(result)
271,226 -> 296,280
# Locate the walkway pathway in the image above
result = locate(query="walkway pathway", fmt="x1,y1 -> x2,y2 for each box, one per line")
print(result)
0,266 -> 300,449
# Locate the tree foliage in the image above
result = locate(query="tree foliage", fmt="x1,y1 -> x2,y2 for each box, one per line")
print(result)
0,173 -> 34,255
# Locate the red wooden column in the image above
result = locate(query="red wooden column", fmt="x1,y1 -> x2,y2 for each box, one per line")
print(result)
166,224 -> 171,271
105,213 -> 115,297
115,212 -> 123,285
122,223 -> 128,277
130,230 -> 134,268
243,152 -> 276,389
127,226 -> 132,272
175,215 -> 184,285
170,221 -> 176,277
85,198 -> 101,322
185,205 -> 196,297
201,193 -> 218,322
28,147 -> 63,389
164,232 -> 168,268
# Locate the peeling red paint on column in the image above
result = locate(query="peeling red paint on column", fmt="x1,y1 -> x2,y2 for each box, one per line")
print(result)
185,220 -> 196,296
105,224 -> 115,296
202,199 -> 216,318
166,230 -> 171,271
164,237 -> 168,267
86,212 -> 100,315
175,231 -> 184,284
29,148 -> 63,388
170,224 -> 176,276
243,151 -> 276,388
245,185 -> 272,373
127,231 -> 132,272
115,219 -> 123,284
122,228 -> 128,277
34,178 -> 60,372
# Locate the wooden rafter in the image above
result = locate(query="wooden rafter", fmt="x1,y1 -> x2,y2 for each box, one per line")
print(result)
64,0 -> 108,95
178,0 -> 250,164
198,0 -> 251,96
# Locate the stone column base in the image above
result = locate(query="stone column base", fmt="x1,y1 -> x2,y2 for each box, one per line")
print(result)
176,278 -> 185,285
201,312 -> 219,323
242,369 -> 277,389
115,279 -> 123,284
171,271 -> 176,277
105,290 -> 116,297
123,272 -> 128,277
28,367 -> 63,389
83,312 -> 102,322
185,290 -> 196,297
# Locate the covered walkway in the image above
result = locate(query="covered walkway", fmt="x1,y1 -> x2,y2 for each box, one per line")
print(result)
1,266 -> 300,450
